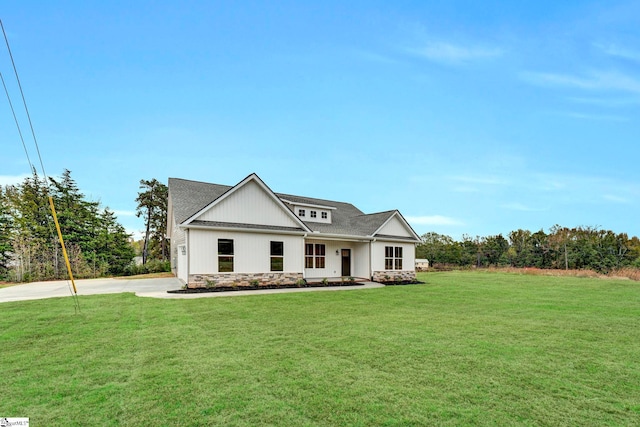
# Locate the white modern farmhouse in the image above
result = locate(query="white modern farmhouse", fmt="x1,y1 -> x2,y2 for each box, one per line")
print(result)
167,173 -> 420,288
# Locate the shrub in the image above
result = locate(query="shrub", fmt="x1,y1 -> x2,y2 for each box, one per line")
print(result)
122,259 -> 171,276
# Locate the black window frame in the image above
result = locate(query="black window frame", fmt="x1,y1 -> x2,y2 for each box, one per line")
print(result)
218,239 -> 234,272
305,243 -> 325,268
270,241 -> 284,272
385,245 -> 403,270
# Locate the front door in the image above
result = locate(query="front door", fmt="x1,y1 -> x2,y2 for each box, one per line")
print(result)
341,249 -> 351,277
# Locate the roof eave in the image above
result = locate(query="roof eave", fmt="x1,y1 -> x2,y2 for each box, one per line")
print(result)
181,223 -> 308,236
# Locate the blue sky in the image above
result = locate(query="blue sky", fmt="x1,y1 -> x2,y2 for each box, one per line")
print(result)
2,1 -> 639,240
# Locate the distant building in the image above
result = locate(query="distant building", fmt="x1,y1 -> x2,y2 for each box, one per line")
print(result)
415,258 -> 429,271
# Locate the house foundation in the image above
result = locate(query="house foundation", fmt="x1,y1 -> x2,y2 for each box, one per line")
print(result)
188,272 -> 304,288
372,270 -> 417,283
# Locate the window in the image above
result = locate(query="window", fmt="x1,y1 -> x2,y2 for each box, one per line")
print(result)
385,246 -> 394,270
298,209 -> 305,217
270,241 -> 284,271
315,244 -> 326,268
385,246 -> 403,270
305,244 -> 314,268
218,239 -> 234,272
310,211 -> 317,218
395,247 -> 403,270
305,243 -> 325,268
321,212 -> 328,219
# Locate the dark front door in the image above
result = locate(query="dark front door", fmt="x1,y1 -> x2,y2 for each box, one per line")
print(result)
341,249 -> 351,277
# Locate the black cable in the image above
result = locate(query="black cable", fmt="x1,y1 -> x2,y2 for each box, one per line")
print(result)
1,19 -> 48,185
1,71 -> 34,170
1,20 -> 80,312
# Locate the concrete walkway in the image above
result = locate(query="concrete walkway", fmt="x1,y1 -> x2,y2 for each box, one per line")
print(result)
0,277 -> 384,303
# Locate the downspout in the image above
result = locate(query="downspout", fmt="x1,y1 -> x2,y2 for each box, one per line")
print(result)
185,228 -> 190,286
370,238 -> 376,280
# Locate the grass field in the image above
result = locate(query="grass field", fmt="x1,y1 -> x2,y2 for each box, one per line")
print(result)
1,271 -> 639,426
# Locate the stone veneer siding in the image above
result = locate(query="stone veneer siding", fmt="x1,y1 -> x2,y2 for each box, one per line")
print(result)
372,270 -> 417,282
188,272 -> 303,288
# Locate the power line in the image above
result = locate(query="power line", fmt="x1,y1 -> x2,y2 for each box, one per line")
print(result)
1,19 -> 48,184
1,19 -> 80,312
0,70 -> 33,170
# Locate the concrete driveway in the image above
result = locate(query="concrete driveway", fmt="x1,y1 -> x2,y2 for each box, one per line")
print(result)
0,277 -> 182,303
0,277 -> 384,302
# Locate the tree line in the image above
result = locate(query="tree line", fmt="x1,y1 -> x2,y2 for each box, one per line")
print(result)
0,170 -> 169,282
417,226 -> 640,273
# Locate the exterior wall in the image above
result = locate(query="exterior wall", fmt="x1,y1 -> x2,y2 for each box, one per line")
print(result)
352,243 -> 370,278
177,245 -> 188,283
372,270 -> 417,282
303,239 -> 368,279
377,215 -> 415,238
196,180 -> 300,228
170,219 -> 185,276
371,240 -> 416,281
292,204 -> 331,224
188,229 -> 304,275
188,272 -> 303,288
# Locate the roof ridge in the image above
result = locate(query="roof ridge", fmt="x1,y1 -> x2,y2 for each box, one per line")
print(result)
168,177 -> 233,187
275,191 -> 359,207
353,209 -> 396,217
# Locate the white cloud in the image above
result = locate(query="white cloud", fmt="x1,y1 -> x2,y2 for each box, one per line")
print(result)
566,96 -> 640,107
0,174 -> 30,186
555,111 -> 628,122
603,194 -> 631,204
522,70 -> 640,94
450,175 -> 506,185
595,43 -> 640,62
408,41 -> 503,64
113,209 -> 136,217
406,215 -> 464,226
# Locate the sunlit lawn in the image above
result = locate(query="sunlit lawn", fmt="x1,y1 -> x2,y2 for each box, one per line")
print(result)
1,271 -> 639,425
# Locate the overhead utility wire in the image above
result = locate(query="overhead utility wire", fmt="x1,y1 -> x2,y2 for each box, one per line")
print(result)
1,71 -> 33,168
1,19 -> 80,311
1,19 -> 48,182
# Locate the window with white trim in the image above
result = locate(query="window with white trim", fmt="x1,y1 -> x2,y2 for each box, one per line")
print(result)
385,246 -> 403,270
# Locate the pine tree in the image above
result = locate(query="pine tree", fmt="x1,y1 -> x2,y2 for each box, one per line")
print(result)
0,187 -> 14,279
136,179 -> 169,264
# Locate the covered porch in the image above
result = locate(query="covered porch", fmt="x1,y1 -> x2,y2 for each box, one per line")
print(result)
303,238 -> 371,280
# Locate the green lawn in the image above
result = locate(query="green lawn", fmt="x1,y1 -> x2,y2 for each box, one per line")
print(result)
1,271 -> 639,426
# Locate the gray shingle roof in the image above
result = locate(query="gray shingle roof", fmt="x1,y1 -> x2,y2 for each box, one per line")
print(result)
168,177 -> 418,240
168,178 -> 231,225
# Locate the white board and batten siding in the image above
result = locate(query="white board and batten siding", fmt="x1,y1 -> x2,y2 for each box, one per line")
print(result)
189,229 -> 303,275
376,215 -> 415,238
195,180 -> 300,228
371,240 -> 416,272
